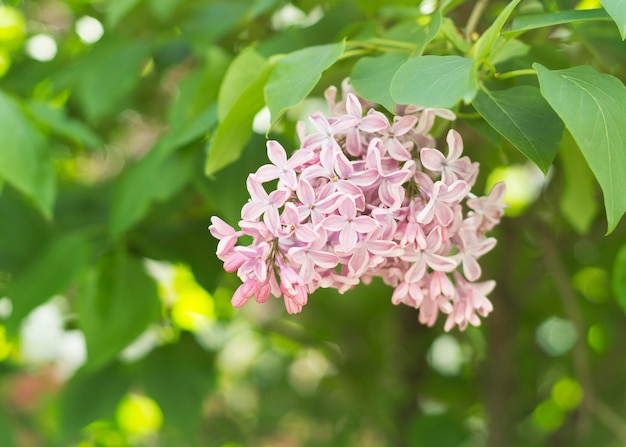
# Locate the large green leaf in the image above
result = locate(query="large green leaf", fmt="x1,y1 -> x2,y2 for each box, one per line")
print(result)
264,41 -> 345,125
509,9 -> 610,35
25,101 -> 103,149
168,46 -> 230,141
5,232 -> 90,335
351,52 -> 409,112
181,1 -> 249,49
77,252 -> 161,371
60,362 -> 131,437
74,37 -> 153,123
559,131 -> 599,235
535,63 -> 626,234
147,0 -> 180,21
613,245 -> 626,314
473,0 -> 522,62
110,143 -> 199,238
390,55 -> 477,108
218,47 -> 266,121
106,0 -> 142,28
601,0 -> 626,40
473,86 -> 563,174
137,334 -> 214,439
205,60 -> 275,176
0,91 -> 56,218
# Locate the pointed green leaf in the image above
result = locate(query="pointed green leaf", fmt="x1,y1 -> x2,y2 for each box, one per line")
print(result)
168,46 -> 230,138
559,131 -> 599,235
612,245 -> 626,314
106,0 -> 142,28
265,41 -> 345,125
5,232 -> 91,335
218,47 -> 266,121
601,0 -> 626,40
509,9 -> 610,35
535,63 -> 626,234
205,60 -> 275,176
473,86 -> 563,173
147,0 -> 180,21
391,55 -> 477,108
110,143 -> 198,238
351,52 -> 409,112
0,91 -> 56,218
78,252 -> 160,371
473,0 -> 523,62
25,101 -> 103,149
75,37 -> 153,123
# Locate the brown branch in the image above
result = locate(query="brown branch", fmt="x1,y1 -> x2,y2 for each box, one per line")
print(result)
541,232 -> 626,444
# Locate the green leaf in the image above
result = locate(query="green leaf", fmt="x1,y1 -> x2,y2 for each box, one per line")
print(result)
382,10 -> 441,54
137,334 -> 214,438
110,143 -> 199,238
5,232 -> 90,335
351,52 -> 409,112
612,245 -> 626,314
167,47 -> 230,146
559,131 -> 599,234
264,41 -> 345,125
601,0 -> 626,40
181,1 -> 249,49
473,86 -> 563,174
147,0 -> 180,21
60,362 -> 131,437
440,17 -> 469,53
25,101 -> 103,149
74,37 -> 153,123
218,47 -> 267,121
535,63 -> 626,234
0,91 -> 56,218
205,60 -> 275,176
77,252 -> 161,371
509,9 -> 610,34
473,0 -> 522,62
390,55 -> 477,108
107,0 -> 143,29
0,405 -> 16,447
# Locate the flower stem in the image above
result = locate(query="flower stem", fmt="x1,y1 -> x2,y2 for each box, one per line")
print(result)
465,0 -> 490,42
495,68 -> 537,80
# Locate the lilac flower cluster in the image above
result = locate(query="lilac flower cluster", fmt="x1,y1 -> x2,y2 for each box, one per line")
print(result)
210,84 -> 507,331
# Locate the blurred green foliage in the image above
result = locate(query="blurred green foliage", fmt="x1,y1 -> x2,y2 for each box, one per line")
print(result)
1,0 -> 626,446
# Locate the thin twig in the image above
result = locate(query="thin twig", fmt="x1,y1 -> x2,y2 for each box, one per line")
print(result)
465,0 -> 490,43
542,232 -> 626,444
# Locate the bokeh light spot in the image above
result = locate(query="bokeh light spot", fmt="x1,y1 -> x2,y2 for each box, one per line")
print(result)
532,399 -> 565,432
486,163 -> 546,216
572,267 -> 608,303
25,34 -> 58,62
551,377 -> 583,410
535,317 -> 577,356
171,265 -> 215,331
427,334 -> 463,376
76,16 -> 104,44
0,5 -> 26,44
115,393 -> 163,437
587,324 -> 608,352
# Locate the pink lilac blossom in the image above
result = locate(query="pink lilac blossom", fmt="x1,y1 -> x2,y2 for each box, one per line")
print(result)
209,82 -> 507,332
